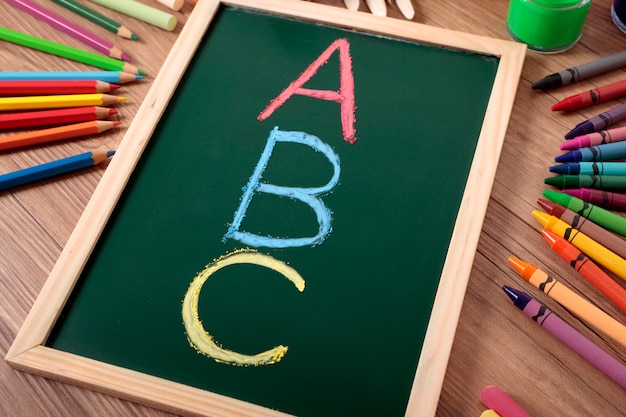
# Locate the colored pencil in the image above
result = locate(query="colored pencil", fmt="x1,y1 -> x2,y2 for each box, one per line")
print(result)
561,126 -> 626,150
0,80 -> 119,96
0,106 -> 117,130
552,78 -> 626,111
89,0 -> 177,31
0,149 -> 115,191
0,71 -> 142,84
509,257 -> 626,348
5,0 -> 131,61
0,93 -> 126,111
51,0 -> 138,40
0,27 -> 145,75
541,229 -> 626,314
0,120 -> 120,151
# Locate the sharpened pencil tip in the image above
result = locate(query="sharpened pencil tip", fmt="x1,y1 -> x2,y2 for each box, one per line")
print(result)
106,150 -> 116,158
109,108 -> 118,116
117,97 -> 128,102
112,121 -> 122,126
130,34 -> 139,40
110,83 -> 121,91
138,69 -> 148,76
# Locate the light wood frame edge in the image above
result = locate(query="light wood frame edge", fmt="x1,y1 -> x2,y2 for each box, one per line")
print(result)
5,1 -> 527,416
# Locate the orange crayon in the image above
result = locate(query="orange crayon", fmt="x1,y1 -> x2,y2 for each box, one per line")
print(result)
0,120 -> 121,151
541,229 -> 626,314
532,210 -> 626,281
508,256 -> 626,349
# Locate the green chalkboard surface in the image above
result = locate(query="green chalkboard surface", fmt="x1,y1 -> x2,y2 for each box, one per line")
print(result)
8,1 -> 526,416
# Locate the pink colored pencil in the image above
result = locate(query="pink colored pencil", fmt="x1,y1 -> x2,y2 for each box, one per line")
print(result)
5,0 -> 131,62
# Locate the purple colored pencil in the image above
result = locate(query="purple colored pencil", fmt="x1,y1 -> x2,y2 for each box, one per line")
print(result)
5,0 -> 131,62
562,126 -> 626,150
503,286 -> 626,390
563,188 -> 626,212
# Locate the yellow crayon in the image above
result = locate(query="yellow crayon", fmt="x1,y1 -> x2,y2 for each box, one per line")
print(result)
508,256 -> 626,349
532,210 -> 626,281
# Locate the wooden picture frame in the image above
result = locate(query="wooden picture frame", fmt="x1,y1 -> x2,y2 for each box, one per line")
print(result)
6,1 -> 526,416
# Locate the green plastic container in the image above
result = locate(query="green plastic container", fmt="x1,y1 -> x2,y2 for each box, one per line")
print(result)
507,0 -> 591,53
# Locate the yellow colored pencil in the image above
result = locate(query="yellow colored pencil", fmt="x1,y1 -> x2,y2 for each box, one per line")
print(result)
0,94 -> 126,111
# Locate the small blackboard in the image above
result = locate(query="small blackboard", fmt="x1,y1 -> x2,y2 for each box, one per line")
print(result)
7,1 -> 526,416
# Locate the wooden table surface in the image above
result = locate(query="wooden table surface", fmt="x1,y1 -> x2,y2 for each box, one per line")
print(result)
1,0 -> 625,416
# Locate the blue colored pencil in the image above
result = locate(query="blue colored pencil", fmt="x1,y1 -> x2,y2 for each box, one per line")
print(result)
0,149 -> 114,191
0,71 -> 142,84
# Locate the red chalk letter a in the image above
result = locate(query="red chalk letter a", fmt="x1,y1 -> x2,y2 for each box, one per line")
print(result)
257,38 -> 357,144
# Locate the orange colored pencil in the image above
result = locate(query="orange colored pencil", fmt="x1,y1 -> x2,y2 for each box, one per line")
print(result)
0,120 -> 121,151
0,106 -> 117,130
0,80 -> 120,96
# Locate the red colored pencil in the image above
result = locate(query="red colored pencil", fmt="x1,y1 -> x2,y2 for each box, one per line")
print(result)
552,78 -> 626,111
541,229 -> 626,314
0,106 -> 117,130
0,80 -> 119,96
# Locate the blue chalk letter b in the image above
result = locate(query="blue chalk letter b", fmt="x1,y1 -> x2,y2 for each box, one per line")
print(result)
225,127 -> 340,248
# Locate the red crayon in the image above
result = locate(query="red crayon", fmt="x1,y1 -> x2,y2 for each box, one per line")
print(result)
564,188 -> 626,212
0,106 -> 117,130
561,126 -> 626,150
541,229 -> 626,314
0,80 -> 119,96
537,198 -> 626,260
552,78 -> 626,111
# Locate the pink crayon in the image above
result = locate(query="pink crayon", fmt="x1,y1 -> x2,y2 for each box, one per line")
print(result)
563,188 -> 626,211
561,126 -> 626,150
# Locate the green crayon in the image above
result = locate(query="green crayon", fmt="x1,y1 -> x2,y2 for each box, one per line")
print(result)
543,189 -> 626,237
545,174 -> 626,191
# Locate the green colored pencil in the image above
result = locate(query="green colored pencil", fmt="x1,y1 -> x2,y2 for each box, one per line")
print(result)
0,26 -> 145,75
51,0 -> 138,40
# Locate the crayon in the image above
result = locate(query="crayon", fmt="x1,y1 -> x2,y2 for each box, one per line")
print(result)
0,149 -> 114,191
532,209 -> 626,281
552,78 -> 626,111
555,141 -> 626,162
545,174 -> 626,191
508,257 -> 626,348
0,71 -> 142,84
542,189 -> 626,237
533,50 -> 626,90
0,93 -> 125,111
537,198 -> 626,259
563,188 -> 626,212
51,0 -> 138,40
480,411 -> 501,417
89,0 -> 177,31
541,229 -> 626,314
549,161 -> 626,176
0,80 -> 119,96
503,286 -> 626,390
0,27 -> 145,75
5,0 -> 131,61
0,106 -> 117,130
565,102 -> 626,139
0,120 -> 120,151
479,385 -> 532,417
561,126 -> 626,150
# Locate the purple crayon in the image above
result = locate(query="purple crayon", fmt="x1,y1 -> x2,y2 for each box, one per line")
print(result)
565,102 -> 626,139
561,126 -> 626,151
564,188 -> 626,212
503,285 -> 626,390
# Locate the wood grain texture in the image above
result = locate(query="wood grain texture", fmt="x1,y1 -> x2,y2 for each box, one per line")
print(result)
0,0 -> 625,416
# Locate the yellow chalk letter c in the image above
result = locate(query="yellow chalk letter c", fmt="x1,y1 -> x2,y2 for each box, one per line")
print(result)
182,249 -> 305,366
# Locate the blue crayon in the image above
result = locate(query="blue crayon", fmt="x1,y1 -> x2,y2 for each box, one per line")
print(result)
555,140 -> 626,163
565,102 -> 626,139
550,161 -> 626,176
